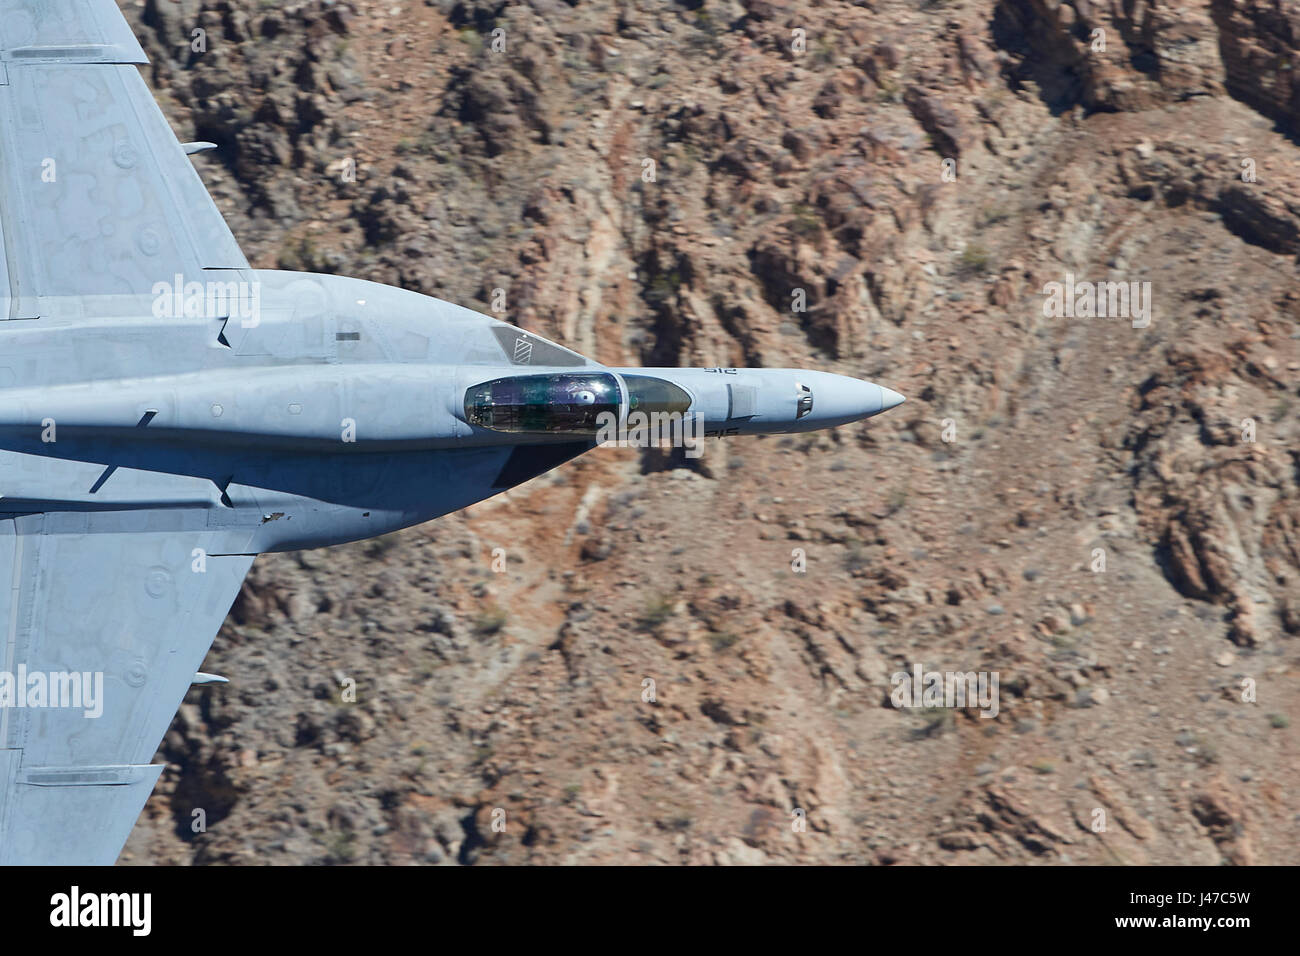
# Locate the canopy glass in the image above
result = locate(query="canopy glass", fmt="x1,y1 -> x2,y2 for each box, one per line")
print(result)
465,372 -> 621,434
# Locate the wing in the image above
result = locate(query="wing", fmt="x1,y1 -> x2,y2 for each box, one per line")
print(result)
0,0 -> 248,321
0,517 -> 253,864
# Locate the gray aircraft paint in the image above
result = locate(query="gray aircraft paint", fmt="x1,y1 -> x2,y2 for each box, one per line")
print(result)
0,0 -> 903,864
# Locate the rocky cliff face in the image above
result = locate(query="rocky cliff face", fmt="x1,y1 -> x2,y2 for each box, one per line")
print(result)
118,0 -> 1297,865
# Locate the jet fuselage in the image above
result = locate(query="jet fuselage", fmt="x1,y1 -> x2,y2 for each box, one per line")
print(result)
0,270 -> 902,554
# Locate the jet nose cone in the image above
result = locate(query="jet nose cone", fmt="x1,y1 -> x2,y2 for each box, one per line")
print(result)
879,386 -> 906,412
807,373 -> 905,426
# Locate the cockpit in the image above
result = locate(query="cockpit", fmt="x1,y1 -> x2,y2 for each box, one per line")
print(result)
463,371 -> 696,435
622,374 -> 692,417
464,372 -> 621,434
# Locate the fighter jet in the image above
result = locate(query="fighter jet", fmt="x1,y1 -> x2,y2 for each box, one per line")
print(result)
0,0 -> 903,864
